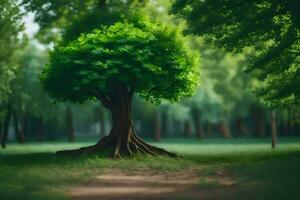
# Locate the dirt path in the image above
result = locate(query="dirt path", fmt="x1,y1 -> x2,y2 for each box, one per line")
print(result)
69,168 -> 237,200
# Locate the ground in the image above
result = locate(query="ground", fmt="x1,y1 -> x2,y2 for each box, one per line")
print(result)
0,137 -> 300,200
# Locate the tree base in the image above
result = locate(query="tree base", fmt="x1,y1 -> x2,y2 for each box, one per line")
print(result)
56,133 -> 179,159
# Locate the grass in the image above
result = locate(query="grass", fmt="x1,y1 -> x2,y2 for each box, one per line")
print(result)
0,136 -> 300,200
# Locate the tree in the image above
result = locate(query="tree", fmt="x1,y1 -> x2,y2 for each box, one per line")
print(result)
41,11 -> 200,158
0,0 -> 24,148
171,0 -> 300,107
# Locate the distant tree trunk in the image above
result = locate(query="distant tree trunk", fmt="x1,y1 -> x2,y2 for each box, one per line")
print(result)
2,104 -> 11,148
235,117 -> 248,136
183,120 -> 193,137
19,116 -> 26,144
205,122 -> 212,137
192,108 -> 204,139
154,110 -> 161,142
36,119 -> 44,141
66,106 -> 75,142
218,121 -> 231,138
294,111 -> 300,135
0,121 -> 3,149
57,83 -> 177,158
271,110 -> 277,149
252,107 -> 265,137
12,110 -> 25,144
283,111 -> 290,136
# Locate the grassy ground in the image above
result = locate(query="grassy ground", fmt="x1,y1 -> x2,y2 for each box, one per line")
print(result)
0,137 -> 300,200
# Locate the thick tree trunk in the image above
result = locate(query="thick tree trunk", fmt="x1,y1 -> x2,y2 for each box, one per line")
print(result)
57,85 -> 178,158
271,110 -> 277,149
66,106 -> 75,142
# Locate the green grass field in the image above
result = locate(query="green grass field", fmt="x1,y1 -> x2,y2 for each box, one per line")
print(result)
0,137 -> 300,200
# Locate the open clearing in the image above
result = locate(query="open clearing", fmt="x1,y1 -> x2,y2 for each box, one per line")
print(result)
0,138 -> 300,200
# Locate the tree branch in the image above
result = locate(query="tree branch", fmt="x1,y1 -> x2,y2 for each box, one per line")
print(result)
90,89 -> 111,108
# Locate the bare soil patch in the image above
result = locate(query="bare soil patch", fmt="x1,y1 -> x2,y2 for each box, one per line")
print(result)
69,168 -> 237,200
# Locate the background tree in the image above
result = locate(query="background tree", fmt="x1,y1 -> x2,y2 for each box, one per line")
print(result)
0,0 -> 24,148
171,0 -> 300,107
41,11 -> 200,158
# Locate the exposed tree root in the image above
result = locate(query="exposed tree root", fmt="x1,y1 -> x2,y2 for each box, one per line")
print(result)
56,132 -> 180,159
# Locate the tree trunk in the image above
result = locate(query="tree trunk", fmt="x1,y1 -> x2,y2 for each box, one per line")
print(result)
218,121 -> 231,138
19,116 -> 26,144
36,119 -> 44,141
183,120 -> 193,137
2,104 -> 11,148
57,85 -> 178,158
271,110 -> 277,149
252,107 -> 265,137
66,106 -> 75,142
205,122 -> 212,137
0,121 -> 3,149
235,117 -> 248,136
12,110 -> 25,144
191,109 -> 204,139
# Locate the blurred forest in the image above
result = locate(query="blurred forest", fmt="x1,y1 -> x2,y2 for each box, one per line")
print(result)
0,0 -> 299,148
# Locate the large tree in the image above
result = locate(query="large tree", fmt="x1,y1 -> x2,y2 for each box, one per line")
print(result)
41,12 -> 200,158
171,0 -> 300,106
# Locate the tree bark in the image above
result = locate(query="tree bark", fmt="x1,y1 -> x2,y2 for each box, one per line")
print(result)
57,84 -> 178,159
271,110 -> 277,149
66,106 -> 75,142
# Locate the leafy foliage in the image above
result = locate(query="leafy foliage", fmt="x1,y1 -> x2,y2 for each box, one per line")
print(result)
41,12 -> 200,104
0,0 -> 24,115
171,0 -> 300,106
21,0 -> 148,43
